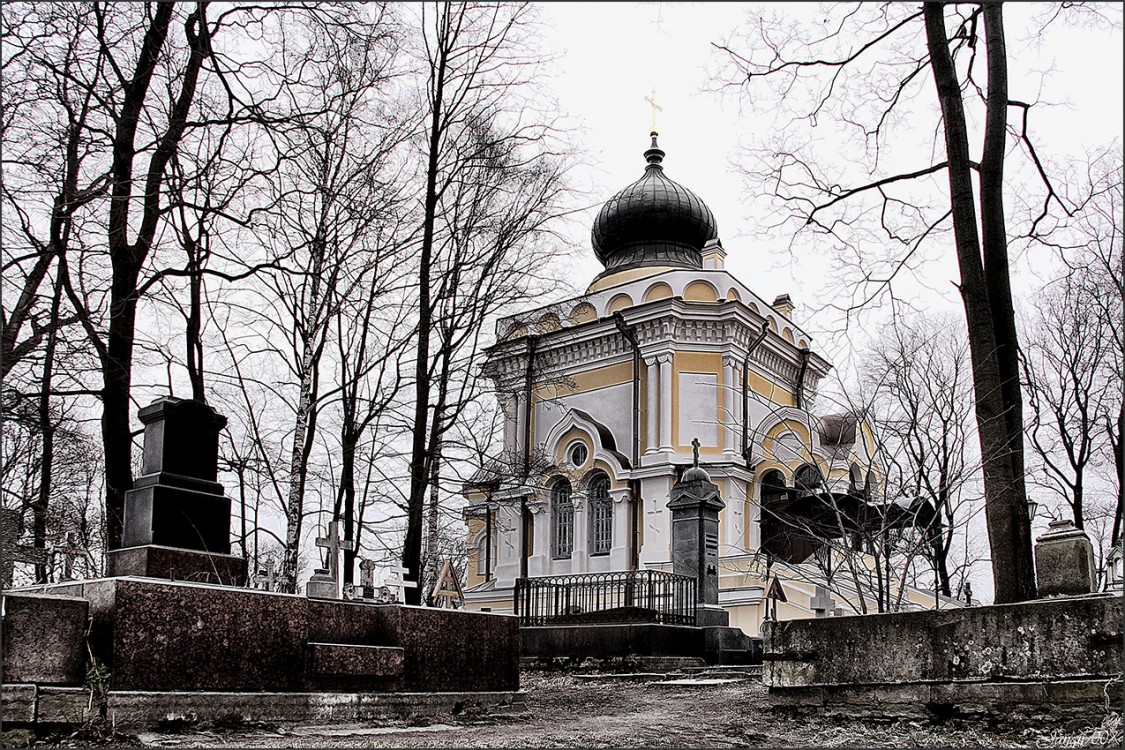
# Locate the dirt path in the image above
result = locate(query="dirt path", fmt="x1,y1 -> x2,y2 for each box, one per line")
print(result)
108,673 -> 1120,748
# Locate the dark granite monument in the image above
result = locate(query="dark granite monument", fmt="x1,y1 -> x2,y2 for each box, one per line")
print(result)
667,439 -> 727,627
107,396 -> 247,585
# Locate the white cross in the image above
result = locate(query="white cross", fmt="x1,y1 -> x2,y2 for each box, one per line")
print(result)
383,563 -> 418,604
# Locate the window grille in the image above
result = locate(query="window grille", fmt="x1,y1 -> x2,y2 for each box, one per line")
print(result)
588,474 -> 612,555
551,478 -> 573,559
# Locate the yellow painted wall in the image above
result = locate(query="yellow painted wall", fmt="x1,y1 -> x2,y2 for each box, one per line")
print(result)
683,280 -> 719,301
607,293 -> 634,315
746,369 -> 795,406
466,515 -> 486,588
672,351 -> 725,455
586,266 -> 673,293
571,302 -> 597,324
643,282 -> 674,302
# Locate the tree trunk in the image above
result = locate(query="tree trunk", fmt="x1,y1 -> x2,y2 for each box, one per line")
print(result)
923,1 -> 1036,603
403,11 -> 450,606
34,272 -> 66,583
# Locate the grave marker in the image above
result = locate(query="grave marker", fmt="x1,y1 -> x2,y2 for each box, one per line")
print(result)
383,564 -> 417,604
314,520 -> 354,587
810,585 -> 836,618
430,559 -> 465,609
1,508 -> 47,586
359,559 -> 378,599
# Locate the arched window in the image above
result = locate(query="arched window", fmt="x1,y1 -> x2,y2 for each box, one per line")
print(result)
865,470 -> 879,502
551,478 -> 574,559
760,470 -> 787,505
588,473 -> 612,555
794,464 -> 824,496
475,530 -> 496,577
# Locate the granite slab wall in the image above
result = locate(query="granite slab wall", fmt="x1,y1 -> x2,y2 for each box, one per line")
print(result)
1,593 -> 88,685
18,578 -> 519,693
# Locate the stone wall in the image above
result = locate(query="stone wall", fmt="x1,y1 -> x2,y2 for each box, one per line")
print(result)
5,578 -> 519,694
764,593 -> 1123,725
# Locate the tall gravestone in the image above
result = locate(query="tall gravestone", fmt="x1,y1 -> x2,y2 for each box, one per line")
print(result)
667,439 -> 728,626
107,396 -> 247,585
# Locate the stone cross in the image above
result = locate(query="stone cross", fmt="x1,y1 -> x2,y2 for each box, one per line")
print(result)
383,563 -> 418,604
644,87 -> 663,132
256,557 -> 278,591
359,558 -> 378,598
691,437 -> 701,467
810,585 -> 836,618
314,520 -> 354,585
1,508 -> 48,587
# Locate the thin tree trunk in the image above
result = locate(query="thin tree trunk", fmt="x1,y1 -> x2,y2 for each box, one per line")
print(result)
34,272 -> 66,583
403,11 -> 450,606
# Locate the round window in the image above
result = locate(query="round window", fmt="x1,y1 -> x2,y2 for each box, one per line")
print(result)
569,442 -> 588,467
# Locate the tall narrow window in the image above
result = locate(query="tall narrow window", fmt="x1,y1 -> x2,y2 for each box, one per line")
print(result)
588,473 -> 612,555
551,478 -> 574,559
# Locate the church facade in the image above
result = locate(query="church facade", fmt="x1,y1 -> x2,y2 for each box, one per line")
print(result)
461,134 -> 951,634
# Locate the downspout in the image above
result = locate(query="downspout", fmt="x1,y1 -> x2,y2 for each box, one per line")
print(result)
612,312 -> 642,571
794,348 -> 811,410
741,322 -> 770,468
484,501 -> 493,583
520,335 -> 538,580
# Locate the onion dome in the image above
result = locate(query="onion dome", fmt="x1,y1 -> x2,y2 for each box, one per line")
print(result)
591,132 -> 718,274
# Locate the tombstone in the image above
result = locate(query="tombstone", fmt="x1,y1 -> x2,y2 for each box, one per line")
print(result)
1035,518 -> 1097,596
305,568 -> 337,599
667,438 -> 727,626
108,397 -> 247,585
1,508 -> 48,587
810,585 -> 836,618
314,519 -> 353,596
430,559 -> 465,609
255,558 -> 278,592
1106,543 -> 1124,592
359,559 -> 378,599
383,564 -> 418,604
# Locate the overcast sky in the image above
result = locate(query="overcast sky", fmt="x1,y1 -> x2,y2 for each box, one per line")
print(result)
536,2 -> 1124,353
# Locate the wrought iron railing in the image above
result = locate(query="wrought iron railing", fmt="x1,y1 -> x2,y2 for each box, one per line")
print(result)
514,569 -> 697,626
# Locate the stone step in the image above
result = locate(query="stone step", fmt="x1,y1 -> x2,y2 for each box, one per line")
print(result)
682,664 -> 763,679
306,643 -> 404,678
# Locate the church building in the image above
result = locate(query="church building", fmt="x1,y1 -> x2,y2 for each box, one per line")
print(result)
461,132 -> 951,634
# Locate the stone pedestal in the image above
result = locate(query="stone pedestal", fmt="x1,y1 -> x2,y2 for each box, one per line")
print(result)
108,397 -> 246,585
306,568 -> 338,599
667,451 -> 727,626
1035,518 -> 1096,597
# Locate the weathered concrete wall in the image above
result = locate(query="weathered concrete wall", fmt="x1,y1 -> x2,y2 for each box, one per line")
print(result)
1,593 -> 88,685
765,593 -> 1121,687
764,593 -> 1123,725
13,578 -> 519,693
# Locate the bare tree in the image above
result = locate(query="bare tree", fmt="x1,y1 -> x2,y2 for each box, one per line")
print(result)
400,1 -> 571,604
863,313 -> 979,598
709,2 -> 1124,601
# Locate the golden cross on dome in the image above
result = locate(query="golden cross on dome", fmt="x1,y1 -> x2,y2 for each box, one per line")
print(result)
644,87 -> 663,133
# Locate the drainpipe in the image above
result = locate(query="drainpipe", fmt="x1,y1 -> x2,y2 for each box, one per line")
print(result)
794,348 -> 811,410
741,322 -> 770,468
520,335 -> 538,580
612,312 -> 642,571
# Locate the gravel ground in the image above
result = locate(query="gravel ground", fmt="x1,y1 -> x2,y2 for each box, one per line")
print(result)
28,672 -> 1124,748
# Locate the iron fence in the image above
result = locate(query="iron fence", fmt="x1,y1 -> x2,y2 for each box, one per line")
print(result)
514,569 -> 697,626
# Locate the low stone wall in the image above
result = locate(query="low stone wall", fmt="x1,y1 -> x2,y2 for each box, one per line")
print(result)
764,593 -> 1123,725
6,578 -> 520,694
522,623 -> 706,661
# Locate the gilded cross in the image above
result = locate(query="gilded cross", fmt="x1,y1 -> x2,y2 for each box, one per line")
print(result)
644,87 -> 663,133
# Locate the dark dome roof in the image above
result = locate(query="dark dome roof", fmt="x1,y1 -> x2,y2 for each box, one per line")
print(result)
591,133 -> 718,274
